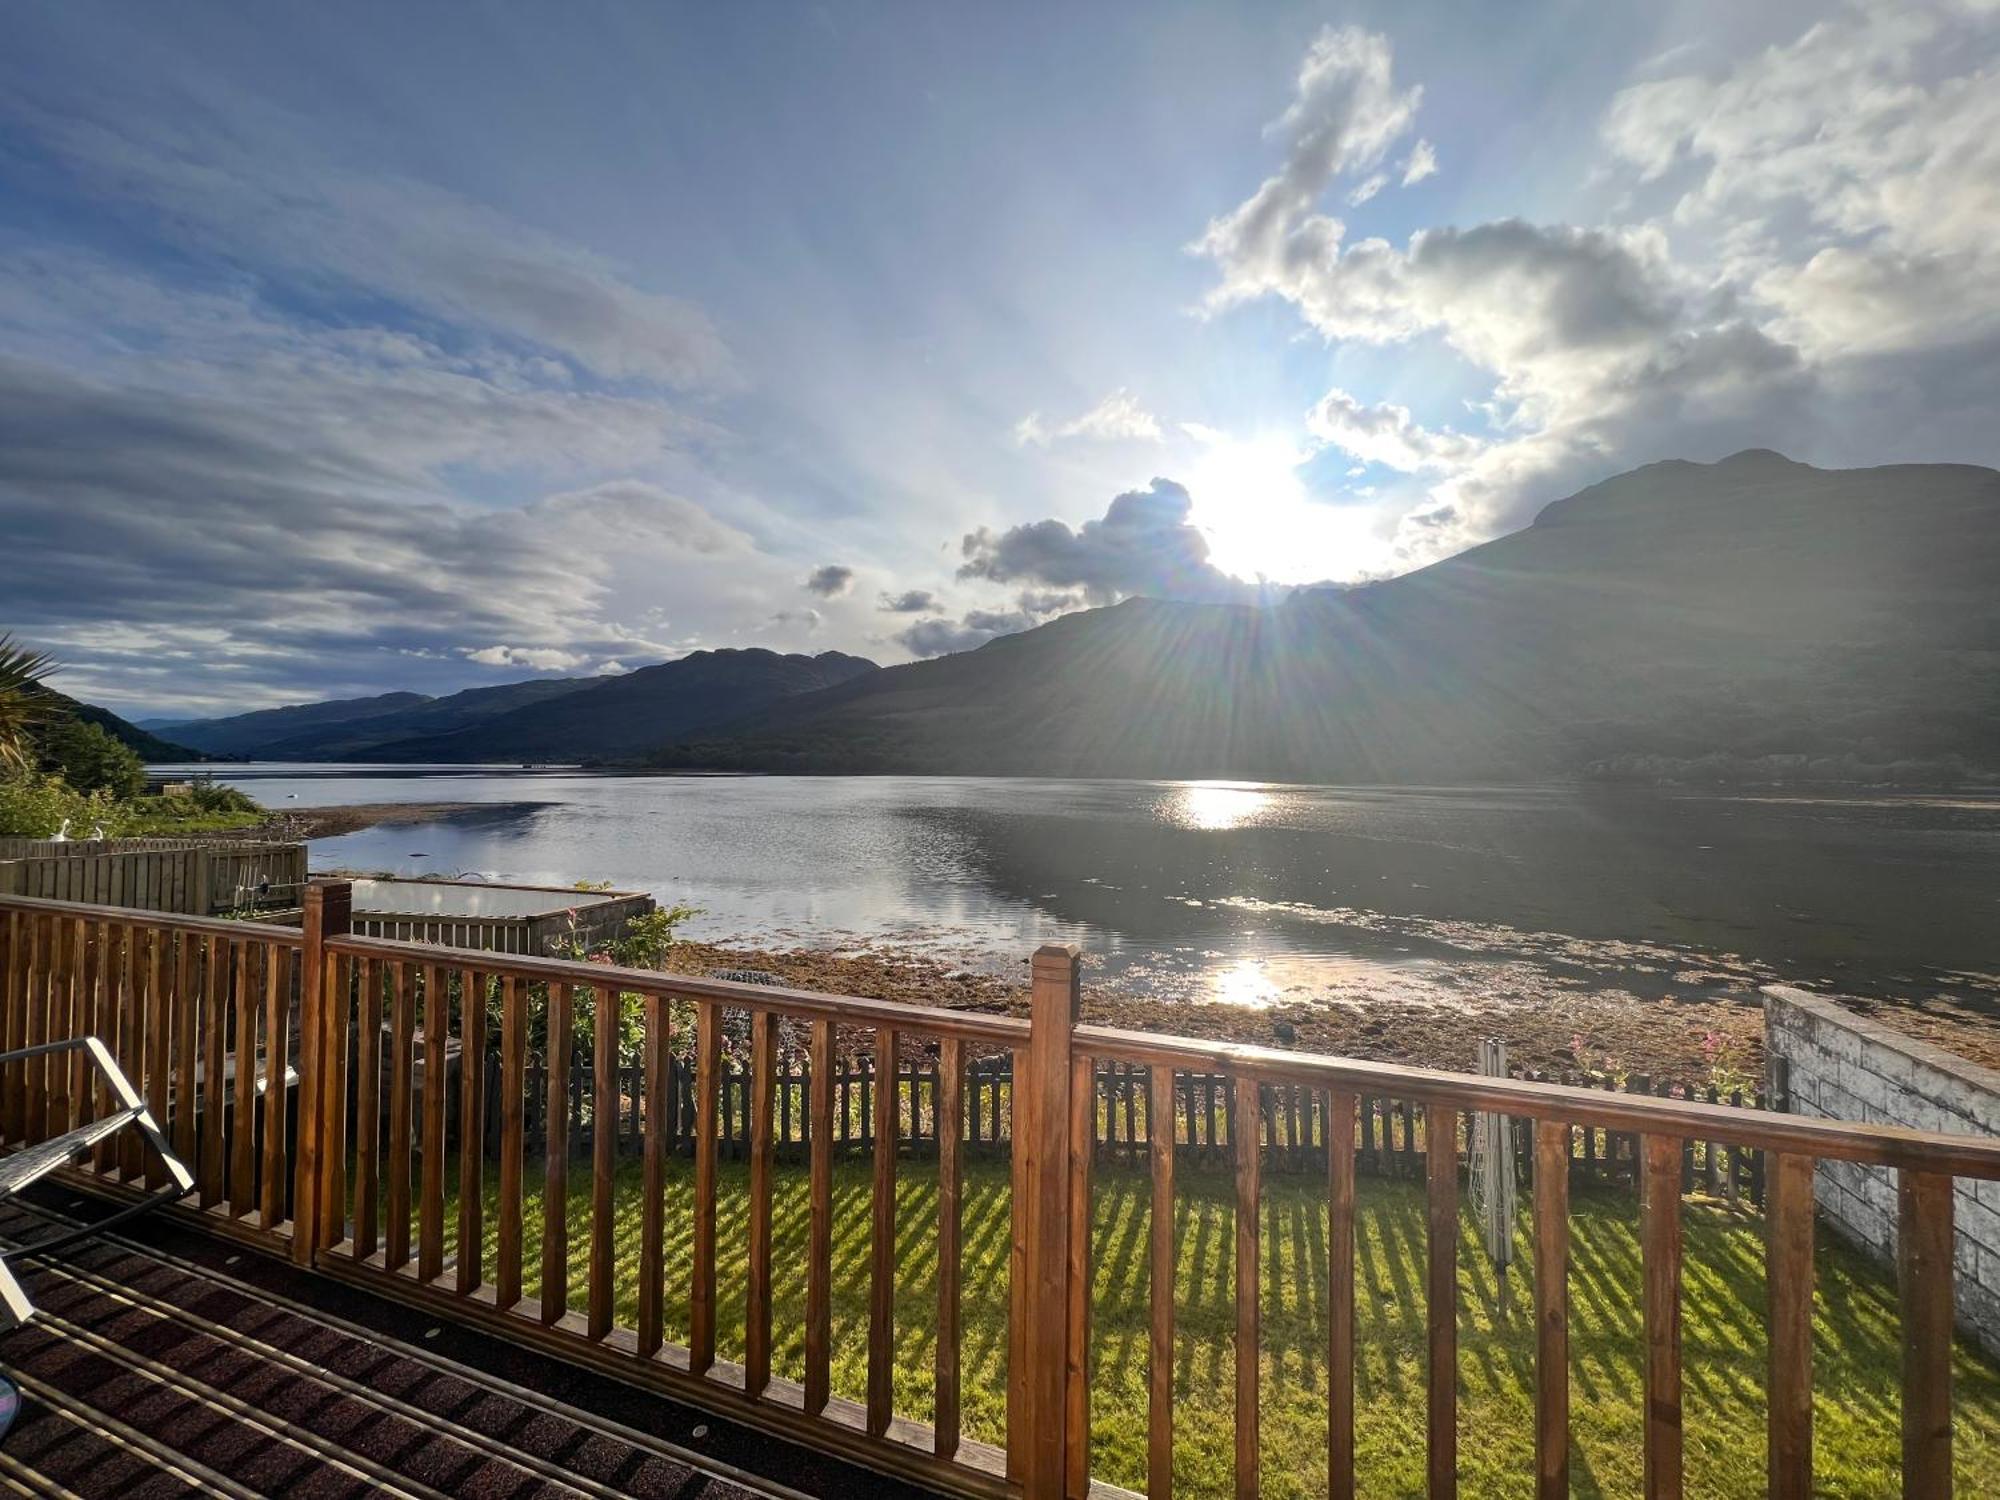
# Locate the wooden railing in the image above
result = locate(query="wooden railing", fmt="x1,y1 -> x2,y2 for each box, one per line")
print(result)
0,892 -> 308,1254
7,878 -> 2000,1498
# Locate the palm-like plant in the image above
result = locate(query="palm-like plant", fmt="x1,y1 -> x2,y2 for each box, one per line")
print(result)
0,634 -> 58,774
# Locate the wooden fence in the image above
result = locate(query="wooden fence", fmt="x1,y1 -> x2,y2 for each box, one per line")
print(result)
4,878 -> 1996,1500
0,839 -> 306,917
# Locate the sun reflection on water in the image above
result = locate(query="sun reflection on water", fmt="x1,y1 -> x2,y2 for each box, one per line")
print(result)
1206,957 -> 1284,1007
1160,780 -> 1276,831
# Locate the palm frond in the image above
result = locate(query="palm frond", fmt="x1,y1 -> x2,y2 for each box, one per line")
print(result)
0,634 -> 59,773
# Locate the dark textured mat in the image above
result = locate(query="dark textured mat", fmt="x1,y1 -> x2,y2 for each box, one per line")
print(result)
0,1189 -> 945,1498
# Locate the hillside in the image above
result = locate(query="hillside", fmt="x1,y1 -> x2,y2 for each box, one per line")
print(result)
155,649 -> 882,762
160,691 -> 434,757
45,692 -> 198,762
366,649 -> 880,762
651,452 -> 2000,782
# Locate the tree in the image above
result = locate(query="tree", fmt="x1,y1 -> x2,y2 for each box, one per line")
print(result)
37,716 -> 146,798
0,635 -> 57,774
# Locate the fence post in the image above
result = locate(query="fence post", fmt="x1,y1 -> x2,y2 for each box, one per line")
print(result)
295,878 -> 351,1265
192,847 -> 216,916
1013,943 -> 1081,1494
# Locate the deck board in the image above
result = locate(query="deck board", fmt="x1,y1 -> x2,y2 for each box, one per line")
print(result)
0,1191 -> 947,1499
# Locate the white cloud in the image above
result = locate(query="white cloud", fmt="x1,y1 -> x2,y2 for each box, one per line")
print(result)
462,645 -> 588,672
1014,388 -> 1163,447
1194,10 -> 2000,554
1194,25 -> 1422,311
1305,388 -> 1483,472
11,97 -> 734,389
1603,0 -> 2000,360
1347,173 -> 1388,207
1401,138 -> 1438,185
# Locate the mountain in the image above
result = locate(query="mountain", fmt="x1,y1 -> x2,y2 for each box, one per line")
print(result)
43,692 -> 199,762
365,649 -> 880,762
160,691 -> 435,757
650,452 -> 2000,783
153,649 -> 881,762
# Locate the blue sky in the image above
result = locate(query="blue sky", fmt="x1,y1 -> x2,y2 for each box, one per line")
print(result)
5,1 -> 1997,715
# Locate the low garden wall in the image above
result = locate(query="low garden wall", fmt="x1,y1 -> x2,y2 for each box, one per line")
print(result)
1764,984 -> 2000,1358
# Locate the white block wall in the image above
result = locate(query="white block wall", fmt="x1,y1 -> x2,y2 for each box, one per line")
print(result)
1764,985 -> 2000,1358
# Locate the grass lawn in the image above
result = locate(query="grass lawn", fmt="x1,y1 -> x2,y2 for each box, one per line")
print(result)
422,1152 -> 2000,1498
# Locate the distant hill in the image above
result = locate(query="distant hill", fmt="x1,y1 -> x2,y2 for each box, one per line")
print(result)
650,452 -> 2000,783
44,692 -> 199,762
159,691 -> 435,758
366,649 -> 880,762
155,649 -> 880,763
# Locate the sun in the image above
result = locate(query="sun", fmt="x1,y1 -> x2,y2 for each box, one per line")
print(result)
1183,433 -> 1391,585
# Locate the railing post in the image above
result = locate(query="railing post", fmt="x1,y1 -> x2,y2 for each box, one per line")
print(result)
1013,943 -> 1080,1495
295,878 -> 351,1265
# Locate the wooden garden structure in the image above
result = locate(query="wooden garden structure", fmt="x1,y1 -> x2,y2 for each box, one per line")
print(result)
1,877 -> 1994,1498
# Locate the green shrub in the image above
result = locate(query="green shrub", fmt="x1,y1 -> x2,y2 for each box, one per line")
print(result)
35,716 -> 146,798
0,770 -> 121,837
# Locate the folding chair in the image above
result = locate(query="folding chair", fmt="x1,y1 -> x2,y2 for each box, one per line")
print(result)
0,1036 -> 194,1328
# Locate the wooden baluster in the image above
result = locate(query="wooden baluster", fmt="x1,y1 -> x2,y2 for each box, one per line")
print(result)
541,981 -> 572,1322
1900,1169 -> 1953,1498
199,933 -> 226,1202
46,919 -> 73,1135
745,1008 -> 776,1392
1150,1064 -> 1179,1500
497,976 -> 526,1308
1428,1103 -> 1458,1499
260,944 -> 287,1228
72,920 -> 91,1125
1642,1133 -> 1683,1499
57,920 -> 81,1133
144,922 -> 168,1184
459,968 -> 488,1295
588,983 -> 614,1337
936,1036 -> 964,1458
805,1018 -> 835,1415
689,997 -> 720,1370
1328,1089 -> 1356,1500
27,914 -> 45,1141
1235,1075 -> 1261,1500
172,927 -> 197,1167
230,940 -> 256,1214
418,964 -> 446,1283
353,958 -> 381,1260
386,962 -> 414,1272
0,912 -> 20,1147
1067,1045 -> 1094,1500
122,926 -> 148,1180
635,988 -> 666,1351
1535,1121 -> 1570,1500
868,1024 -> 900,1437
1767,1152 -> 1813,1500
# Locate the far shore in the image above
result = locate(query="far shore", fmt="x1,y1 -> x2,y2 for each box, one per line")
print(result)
258,800 -> 504,839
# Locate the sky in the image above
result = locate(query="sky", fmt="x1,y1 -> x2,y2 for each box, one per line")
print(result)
4,0 -> 1998,717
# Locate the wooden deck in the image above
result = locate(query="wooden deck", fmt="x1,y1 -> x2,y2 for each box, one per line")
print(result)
0,1191 -> 940,1499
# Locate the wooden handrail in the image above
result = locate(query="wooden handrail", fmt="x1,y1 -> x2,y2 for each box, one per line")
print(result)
324,931 -> 1032,1046
0,891 -> 305,945
1074,1022 -> 2000,1178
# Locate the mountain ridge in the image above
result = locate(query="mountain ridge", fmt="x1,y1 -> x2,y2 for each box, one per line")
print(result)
647,451 -> 2000,782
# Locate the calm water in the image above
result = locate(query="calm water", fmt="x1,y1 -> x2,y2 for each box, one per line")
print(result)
170,766 -> 2000,1010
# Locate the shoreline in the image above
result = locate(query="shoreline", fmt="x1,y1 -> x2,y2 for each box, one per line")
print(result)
660,937 -> 1776,1083
257,800 -> 518,838
662,937 -> 2000,1083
